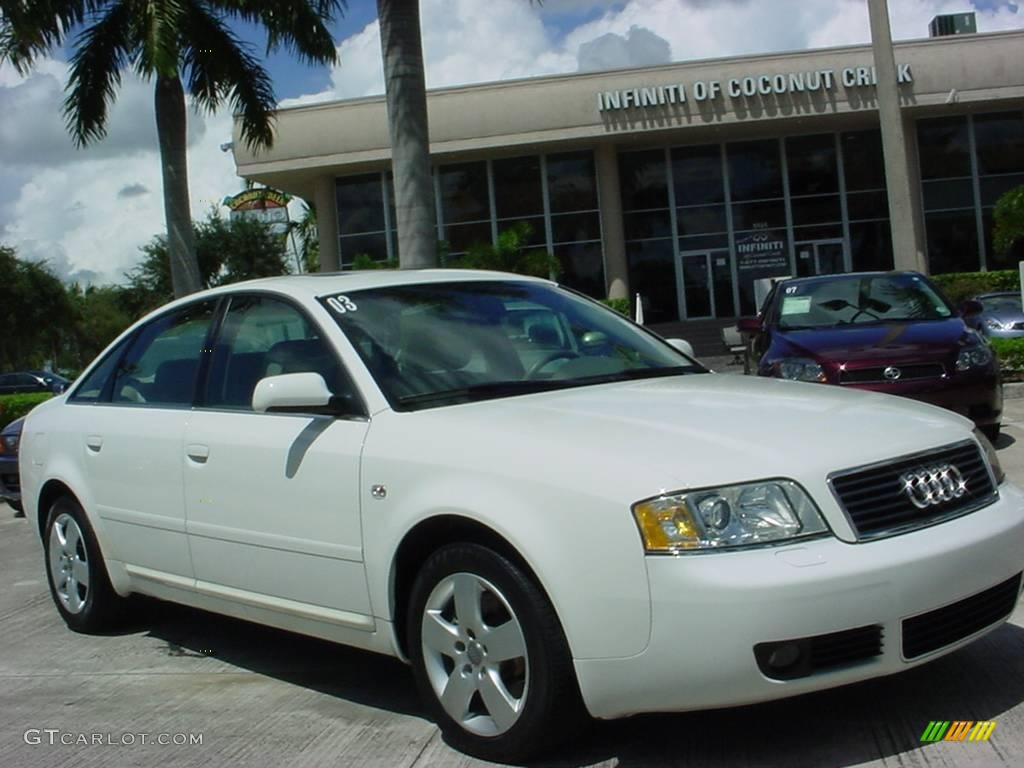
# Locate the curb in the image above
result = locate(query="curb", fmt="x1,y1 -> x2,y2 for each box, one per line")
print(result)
1005,381 -> 1024,400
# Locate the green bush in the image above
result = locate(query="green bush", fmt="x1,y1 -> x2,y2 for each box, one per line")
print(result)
930,270 -> 1019,304
0,392 -> 53,430
600,297 -> 631,316
989,337 -> 1024,372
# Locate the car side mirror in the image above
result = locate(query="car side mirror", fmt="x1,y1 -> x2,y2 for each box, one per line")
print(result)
959,299 -> 983,317
252,372 -> 334,414
736,317 -> 762,334
665,338 -> 695,357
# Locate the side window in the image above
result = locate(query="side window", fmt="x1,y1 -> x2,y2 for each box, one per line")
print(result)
111,301 -> 217,406
204,295 -> 359,412
69,337 -> 132,403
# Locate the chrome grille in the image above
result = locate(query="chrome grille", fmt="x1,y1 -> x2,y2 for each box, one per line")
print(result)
829,441 -> 996,540
839,363 -> 945,384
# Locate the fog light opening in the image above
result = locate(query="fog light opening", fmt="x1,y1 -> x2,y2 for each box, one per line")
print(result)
767,642 -> 802,671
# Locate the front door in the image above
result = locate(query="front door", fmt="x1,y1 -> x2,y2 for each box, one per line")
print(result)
183,294 -> 373,630
795,240 -> 847,277
681,251 -> 714,319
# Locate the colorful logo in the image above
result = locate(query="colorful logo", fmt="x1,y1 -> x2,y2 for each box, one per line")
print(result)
920,721 -> 996,742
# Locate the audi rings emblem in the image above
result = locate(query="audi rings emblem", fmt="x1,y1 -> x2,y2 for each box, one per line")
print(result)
900,464 -> 967,509
883,366 -> 902,381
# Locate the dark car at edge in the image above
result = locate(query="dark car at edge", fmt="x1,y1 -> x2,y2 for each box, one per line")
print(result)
739,271 -> 1002,439
0,416 -> 23,514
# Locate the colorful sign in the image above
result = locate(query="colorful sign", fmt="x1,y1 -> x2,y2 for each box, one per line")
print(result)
222,188 -> 291,234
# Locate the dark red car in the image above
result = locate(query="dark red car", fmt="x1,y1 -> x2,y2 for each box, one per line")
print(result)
739,271 -> 1002,439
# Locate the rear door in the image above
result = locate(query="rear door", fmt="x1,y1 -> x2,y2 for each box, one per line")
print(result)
183,294 -> 373,629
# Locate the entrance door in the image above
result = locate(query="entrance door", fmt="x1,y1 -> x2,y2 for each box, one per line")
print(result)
795,239 -> 847,277
681,251 -> 714,319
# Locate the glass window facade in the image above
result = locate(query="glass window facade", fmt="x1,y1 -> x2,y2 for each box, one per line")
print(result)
333,109 -> 1024,323
917,111 -> 1024,273
334,151 -> 604,297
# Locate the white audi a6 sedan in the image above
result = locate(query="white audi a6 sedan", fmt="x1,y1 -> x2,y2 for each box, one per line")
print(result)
20,271 -> 1024,761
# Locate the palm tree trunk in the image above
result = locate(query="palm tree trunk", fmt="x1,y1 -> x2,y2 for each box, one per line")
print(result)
155,75 -> 202,297
378,0 -> 437,268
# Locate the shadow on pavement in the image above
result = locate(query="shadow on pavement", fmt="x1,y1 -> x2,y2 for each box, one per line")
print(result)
134,597 -> 424,719
995,431 -> 1016,449
537,623 -> 1024,768
122,595 -> 1024,768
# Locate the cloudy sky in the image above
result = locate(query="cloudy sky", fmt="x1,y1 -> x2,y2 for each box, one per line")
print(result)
1,0 -> 1021,286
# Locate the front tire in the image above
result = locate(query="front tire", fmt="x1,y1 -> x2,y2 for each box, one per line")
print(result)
981,423 -> 1001,442
44,496 -> 124,633
407,543 -> 586,762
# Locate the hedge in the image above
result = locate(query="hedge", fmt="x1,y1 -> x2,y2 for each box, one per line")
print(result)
930,270 -> 1019,304
989,337 -> 1024,372
0,393 -> 52,430
600,297 -> 631,316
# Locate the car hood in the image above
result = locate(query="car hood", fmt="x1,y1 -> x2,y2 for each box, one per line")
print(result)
773,318 -> 970,362
386,373 -> 972,517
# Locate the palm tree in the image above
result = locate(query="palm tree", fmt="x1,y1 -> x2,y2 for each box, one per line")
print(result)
0,0 -> 346,297
377,0 -> 435,269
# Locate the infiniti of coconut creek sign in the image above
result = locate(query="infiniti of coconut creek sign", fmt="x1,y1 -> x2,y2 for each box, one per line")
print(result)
597,64 -> 914,111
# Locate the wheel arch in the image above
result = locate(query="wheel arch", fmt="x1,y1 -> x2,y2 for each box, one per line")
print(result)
35,478 -> 130,597
389,514 -> 551,660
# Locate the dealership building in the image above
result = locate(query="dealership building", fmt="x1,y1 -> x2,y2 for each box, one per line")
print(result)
234,25 -> 1024,332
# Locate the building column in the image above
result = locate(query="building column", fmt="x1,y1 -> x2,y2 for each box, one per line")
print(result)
314,175 -> 340,272
868,0 -> 928,273
595,143 -> 628,300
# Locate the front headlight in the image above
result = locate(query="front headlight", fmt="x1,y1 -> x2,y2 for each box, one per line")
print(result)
985,319 -> 1010,331
973,428 -> 1006,485
0,434 -> 17,454
956,345 -> 993,371
631,480 -> 830,553
773,358 -> 826,382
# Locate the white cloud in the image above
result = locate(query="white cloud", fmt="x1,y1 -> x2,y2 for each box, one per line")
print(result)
3,0 -> 1022,284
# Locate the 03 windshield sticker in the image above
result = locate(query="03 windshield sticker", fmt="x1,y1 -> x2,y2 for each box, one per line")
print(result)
322,294 -> 359,314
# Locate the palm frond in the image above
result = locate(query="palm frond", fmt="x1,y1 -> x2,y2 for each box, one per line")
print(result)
180,1 -> 275,150
216,0 -> 344,64
62,0 -> 134,146
0,0 -> 104,73
135,0 -> 186,76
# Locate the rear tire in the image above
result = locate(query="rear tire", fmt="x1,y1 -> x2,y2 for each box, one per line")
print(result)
9,499 -> 24,516
407,543 -> 587,762
43,496 -> 124,633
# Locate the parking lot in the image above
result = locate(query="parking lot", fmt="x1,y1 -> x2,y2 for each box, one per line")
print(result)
2,401 -> 1023,768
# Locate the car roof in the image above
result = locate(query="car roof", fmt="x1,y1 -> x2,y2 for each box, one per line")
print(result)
150,269 -> 553,316
976,291 -> 1020,298
777,270 -> 917,288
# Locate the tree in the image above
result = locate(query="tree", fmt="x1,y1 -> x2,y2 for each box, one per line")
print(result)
290,201 -> 321,273
64,283 -> 134,372
125,209 -> 290,312
378,0 -> 436,269
0,245 -> 75,371
460,222 -> 558,278
0,0 -> 346,298
993,185 -> 1024,259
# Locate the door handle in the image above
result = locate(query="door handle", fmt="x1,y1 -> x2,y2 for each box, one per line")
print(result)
186,444 -> 210,463
85,435 -> 103,452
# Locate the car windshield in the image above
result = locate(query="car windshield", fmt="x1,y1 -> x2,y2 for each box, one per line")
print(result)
320,280 -> 704,410
980,294 -> 1022,313
775,273 -> 954,330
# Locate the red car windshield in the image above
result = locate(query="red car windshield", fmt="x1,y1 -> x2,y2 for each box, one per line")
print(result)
775,274 -> 954,331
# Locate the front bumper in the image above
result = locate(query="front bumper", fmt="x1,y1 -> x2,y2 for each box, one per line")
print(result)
0,454 -> 20,505
843,371 -> 1002,427
574,482 -> 1024,720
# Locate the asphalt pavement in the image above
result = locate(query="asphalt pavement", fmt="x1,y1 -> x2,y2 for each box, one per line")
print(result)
2,399 -> 1024,768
